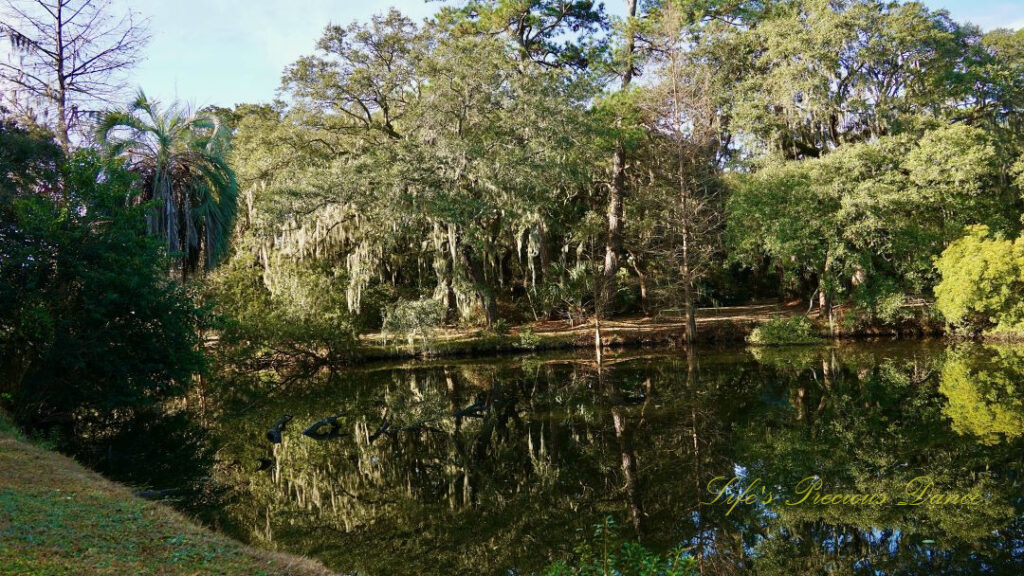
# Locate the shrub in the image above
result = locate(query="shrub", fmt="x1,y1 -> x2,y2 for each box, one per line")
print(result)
382,298 -> 445,345
0,145 -> 212,488
491,318 -> 511,335
934,225 -> 1024,334
206,256 -> 359,363
543,517 -> 696,576
518,327 -> 541,349
747,316 -> 822,346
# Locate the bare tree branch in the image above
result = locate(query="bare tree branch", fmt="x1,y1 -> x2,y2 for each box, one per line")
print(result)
0,0 -> 149,148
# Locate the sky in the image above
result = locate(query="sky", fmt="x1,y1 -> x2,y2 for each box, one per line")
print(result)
118,0 -> 1024,109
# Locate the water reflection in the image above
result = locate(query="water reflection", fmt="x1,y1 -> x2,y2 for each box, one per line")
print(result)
201,342 -> 1024,575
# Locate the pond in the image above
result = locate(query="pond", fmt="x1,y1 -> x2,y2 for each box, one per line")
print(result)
196,341 -> 1024,575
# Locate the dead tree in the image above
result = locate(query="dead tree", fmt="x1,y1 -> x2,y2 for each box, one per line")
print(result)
0,0 -> 147,148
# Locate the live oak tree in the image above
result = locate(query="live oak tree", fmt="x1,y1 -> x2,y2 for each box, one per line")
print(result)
226,11 -> 600,329
0,0 -> 147,149
730,0 -> 980,158
727,125 -> 1012,329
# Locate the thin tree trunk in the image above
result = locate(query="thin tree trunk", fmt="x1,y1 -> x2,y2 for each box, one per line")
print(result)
818,257 -> 834,334
601,0 -> 638,316
681,218 -> 696,342
55,2 -> 70,150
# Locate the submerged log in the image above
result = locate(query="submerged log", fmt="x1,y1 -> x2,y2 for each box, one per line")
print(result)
135,488 -> 182,500
302,414 -> 348,440
265,413 -> 293,444
368,418 -> 391,444
454,398 -> 487,419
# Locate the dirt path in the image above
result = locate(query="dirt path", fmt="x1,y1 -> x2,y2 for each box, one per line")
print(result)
358,302 -> 804,360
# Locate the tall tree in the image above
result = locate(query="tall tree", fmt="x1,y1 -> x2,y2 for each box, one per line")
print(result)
441,0 -> 608,71
97,91 -> 238,280
0,0 -> 147,149
639,1 -> 724,342
730,0 -> 978,158
600,0 -> 639,316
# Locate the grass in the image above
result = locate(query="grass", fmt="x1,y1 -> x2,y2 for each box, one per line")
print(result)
0,414 -> 333,576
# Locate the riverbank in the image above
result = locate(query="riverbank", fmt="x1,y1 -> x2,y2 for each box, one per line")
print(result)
0,416 -> 333,576
356,302 -> 942,361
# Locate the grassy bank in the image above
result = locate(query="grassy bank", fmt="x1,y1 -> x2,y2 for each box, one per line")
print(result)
355,302 -> 943,361
358,304 -> 778,361
0,415 -> 333,576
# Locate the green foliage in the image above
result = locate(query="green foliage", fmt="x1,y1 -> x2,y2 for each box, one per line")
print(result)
747,316 -> 822,346
382,298 -> 446,345
542,518 -> 696,576
0,122 -> 208,484
728,125 -> 1013,311
940,345 -> 1024,445
934,226 -> 1024,334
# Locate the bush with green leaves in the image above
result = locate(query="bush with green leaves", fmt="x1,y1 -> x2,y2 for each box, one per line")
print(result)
206,255 -> 359,363
934,226 -> 1024,335
844,277 -> 918,330
0,129 -> 210,487
747,316 -> 822,346
382,298 -> 446,345
518,327 -> 542,349
542,518 -> 696,576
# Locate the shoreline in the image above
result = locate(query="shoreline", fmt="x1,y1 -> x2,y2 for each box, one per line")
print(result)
353,302 -> 945,363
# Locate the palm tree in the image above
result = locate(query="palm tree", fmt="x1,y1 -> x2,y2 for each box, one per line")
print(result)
97,90 -> 238,280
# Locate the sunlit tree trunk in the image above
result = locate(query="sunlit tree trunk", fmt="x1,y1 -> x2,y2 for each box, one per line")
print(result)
601,0 -> 638,315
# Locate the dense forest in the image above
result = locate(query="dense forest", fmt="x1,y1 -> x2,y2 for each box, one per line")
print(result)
2,1 -> 1023,573
211,0 -> 1024,346
2,0 -> 1023,452
2,0 -> 1023,453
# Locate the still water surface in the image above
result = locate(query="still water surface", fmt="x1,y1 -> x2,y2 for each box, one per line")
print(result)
200,341 -> 1023,575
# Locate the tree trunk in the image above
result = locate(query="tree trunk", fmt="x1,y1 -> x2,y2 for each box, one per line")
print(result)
537,220 -> 550,285
681,224 -> 697,343
54,3 -> 70,151
537,220 -> 554,320
459,243 -> 497,327
600,0 -> 638,316
818,278 -> 833,334
603,143 -> 625,314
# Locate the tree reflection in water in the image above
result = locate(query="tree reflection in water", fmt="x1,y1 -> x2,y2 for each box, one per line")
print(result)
197,342 -> 1023,575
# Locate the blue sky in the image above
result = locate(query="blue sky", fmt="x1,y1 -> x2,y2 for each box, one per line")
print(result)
121,0 -> 1024,109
